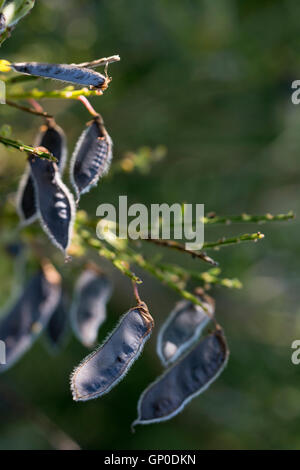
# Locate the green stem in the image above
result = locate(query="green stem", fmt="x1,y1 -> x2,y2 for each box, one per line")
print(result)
203,211 -> 295,225
0,136 -> 57,162
143,237 -> 218,266
125,247 -> 212,315
78,227 -> 211,314
5,99 -> 52,118
7,87 -> 101,100
158,263 -> 243,289
203,232 -> 264,249
78,229 -> 142,284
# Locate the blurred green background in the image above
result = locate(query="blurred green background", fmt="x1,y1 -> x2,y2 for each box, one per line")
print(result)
0,0 -> 300,450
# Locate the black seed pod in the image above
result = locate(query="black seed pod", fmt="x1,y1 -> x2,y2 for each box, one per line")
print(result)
70,267 -> 112,347
0,265 -> 61,372
29,154 -> 75,254
157,290 -> 215,366
133,329 -> 229,426
70,115 -> 113,203
45,293 -> 68,354
17,119 -> 67,225
11,62 -> 108,90
71,302 -> 154,401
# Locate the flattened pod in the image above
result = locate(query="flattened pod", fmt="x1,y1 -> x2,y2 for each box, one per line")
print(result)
71,302 -> 154,401
157,291 -> 215,366
0,267 -> 61,372
45,293 -> 68,354
134,329 -> 229,426
29,156 -> 75,254
11,62 -> 107,89
70,116 -> 113,202
71,268 -> 112,347
17,119 -> 67,225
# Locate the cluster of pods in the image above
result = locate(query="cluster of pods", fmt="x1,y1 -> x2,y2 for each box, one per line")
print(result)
0,58 -> 116,254
0,59 -> 229,426
0,254 -> 229,425
17,113 -> 112,254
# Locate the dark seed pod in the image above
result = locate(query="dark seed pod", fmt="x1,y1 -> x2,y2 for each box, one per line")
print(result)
133,329 -> 229,426
157,290 -> 215,366
16,171 -> 36,224
71,267 -> 112,347
0,13 -> 6,34
45,293 -> 69,354
71,302 -> 154,401
11,62 -> 108,90
70,115 -> 113,202
0,264 -> 61,372
29,155 -> 75,254
17,119 -> 67,225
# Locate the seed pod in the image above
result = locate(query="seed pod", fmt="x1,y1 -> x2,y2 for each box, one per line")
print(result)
0,263 -> 61,372
16,169 -> 36,224
0,13 -> 6,34
71,302 -> 154,401
70,115 -> 113,202
45,293 -> 69,354
157,290 -> 215,366
11,62 -> 108,90
17,119 -> 67,225
134,329 -> 229,426
29,154 -> 75,254
71,267 -> 112,348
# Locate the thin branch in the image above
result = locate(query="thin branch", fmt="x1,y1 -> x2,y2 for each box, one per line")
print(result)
5,99 -> 52,118
142,211 -> 294,231
143,237 -> 218,266
126,247 -> 212,316
0,136 -> 57,162
77,95 -> 100,118
158,263 -> 243,289
77,226 -> 211,314
203,232 -> 264,249
72,55 -> 120,69
100,235 -> 213,315
7,86 -> 102,100
78,229 -> 142,284
203,211 -> 295,226
132,281 -> 142,305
